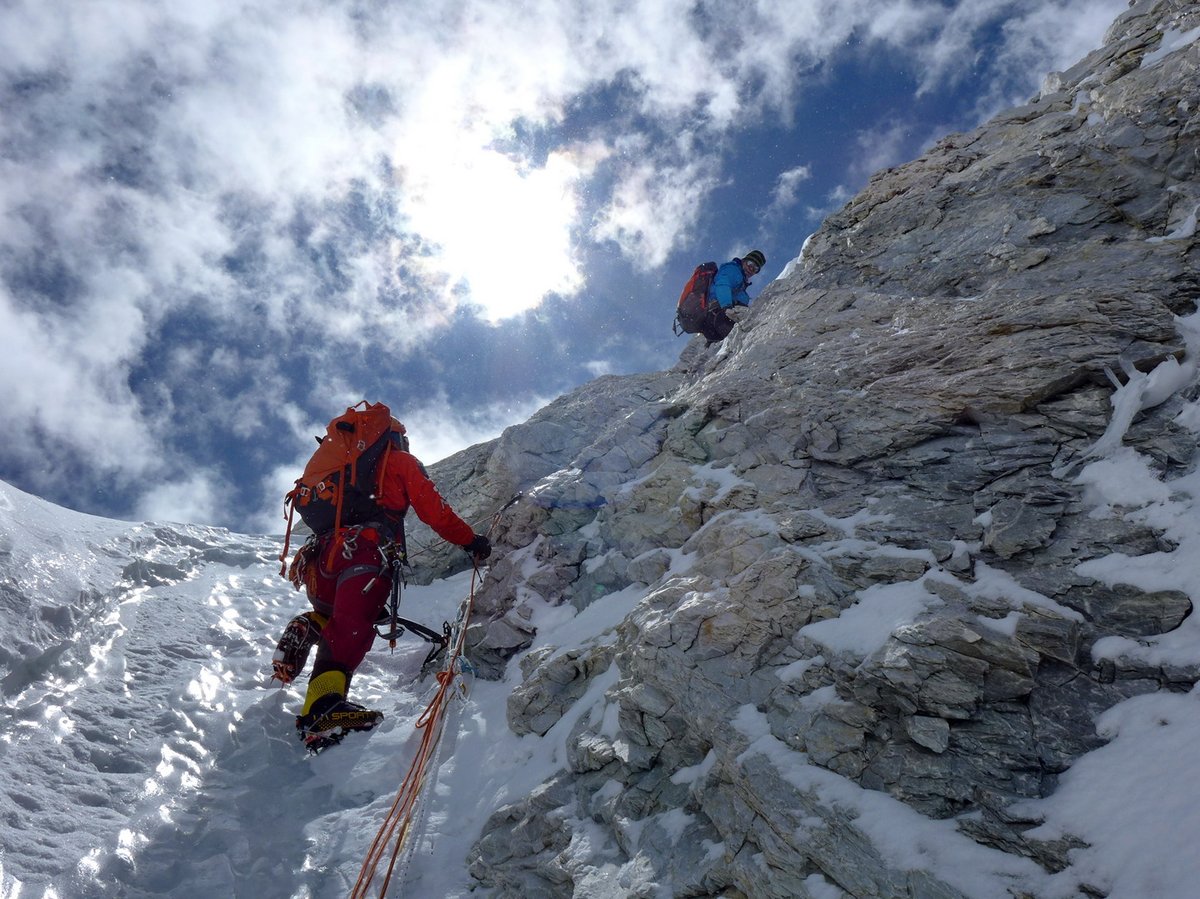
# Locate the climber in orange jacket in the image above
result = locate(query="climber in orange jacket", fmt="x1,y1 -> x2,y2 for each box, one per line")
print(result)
274,416 -> 491,751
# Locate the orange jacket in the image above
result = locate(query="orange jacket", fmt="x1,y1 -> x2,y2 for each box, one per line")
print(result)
377,450 -> 474,547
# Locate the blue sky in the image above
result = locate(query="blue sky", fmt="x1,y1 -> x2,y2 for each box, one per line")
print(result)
0,0 -> 1126,533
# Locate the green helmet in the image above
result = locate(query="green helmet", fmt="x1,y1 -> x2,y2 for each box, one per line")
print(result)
743,249 -> 766,269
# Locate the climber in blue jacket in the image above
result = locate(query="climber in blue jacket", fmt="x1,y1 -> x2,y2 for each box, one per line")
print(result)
700,249 -> 765,343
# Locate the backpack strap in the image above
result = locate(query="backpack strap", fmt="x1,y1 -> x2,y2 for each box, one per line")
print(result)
278,483 -> 301,576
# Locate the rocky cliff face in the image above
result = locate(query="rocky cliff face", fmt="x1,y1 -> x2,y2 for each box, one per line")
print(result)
430,1 -> 1200,895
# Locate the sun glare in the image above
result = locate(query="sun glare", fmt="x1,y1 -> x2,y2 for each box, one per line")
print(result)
401,142 -> 590,323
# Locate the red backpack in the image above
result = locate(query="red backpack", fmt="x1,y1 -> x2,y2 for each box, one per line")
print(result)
673,261 -> 718,335
277,401 -> 401,574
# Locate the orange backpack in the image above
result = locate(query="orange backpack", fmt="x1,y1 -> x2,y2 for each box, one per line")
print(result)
277,401 -> 401,574
673,261 -> 718,335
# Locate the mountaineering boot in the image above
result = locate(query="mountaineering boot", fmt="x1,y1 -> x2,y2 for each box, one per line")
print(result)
295,670 -> 382,753
271,610 -> 328,684
296,696 -> 383,753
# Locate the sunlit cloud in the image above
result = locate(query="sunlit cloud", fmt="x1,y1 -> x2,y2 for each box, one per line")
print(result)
402,393 -> 554,465
398,144 -> 595,322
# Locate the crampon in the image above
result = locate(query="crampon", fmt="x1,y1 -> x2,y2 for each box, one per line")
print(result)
296,699 -> 383,754
271,611 -> 325,685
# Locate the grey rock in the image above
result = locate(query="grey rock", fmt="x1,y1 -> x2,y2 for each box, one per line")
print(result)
508,643 -> 617,737
463,2 -> 1200,895
906,715 -> 951,753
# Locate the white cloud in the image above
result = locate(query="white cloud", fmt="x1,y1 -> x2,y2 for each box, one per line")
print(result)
0,0 -> 1127,334
768,164 -> 814,215
913,0 -> 1129,105
1005,1 -> 1132,75
862,1 -> 945,46
592,138 -> 725,266
400,392 -> 554,467
806,183 -> 855,222
0,287 -> 156,482
852,120 -> 917,182
133,471 -> 222,526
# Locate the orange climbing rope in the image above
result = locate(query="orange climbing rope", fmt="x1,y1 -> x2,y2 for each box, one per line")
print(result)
350,494 -> 520,898
349,563 -> 479,899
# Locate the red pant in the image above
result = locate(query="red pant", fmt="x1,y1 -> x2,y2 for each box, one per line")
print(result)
307,532 -> 391,682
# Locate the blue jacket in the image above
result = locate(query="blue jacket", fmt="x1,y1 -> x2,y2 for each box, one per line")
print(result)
708,259 -> 752,309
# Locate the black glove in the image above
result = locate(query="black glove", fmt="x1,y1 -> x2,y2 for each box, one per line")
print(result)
465,533 -> 492,561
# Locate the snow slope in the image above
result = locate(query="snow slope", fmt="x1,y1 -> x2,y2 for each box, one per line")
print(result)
0,483 -> 639,898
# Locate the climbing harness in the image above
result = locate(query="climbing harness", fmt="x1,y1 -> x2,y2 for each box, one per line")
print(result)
367,541 -> 452,668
